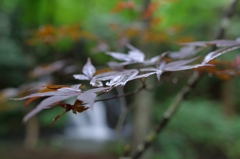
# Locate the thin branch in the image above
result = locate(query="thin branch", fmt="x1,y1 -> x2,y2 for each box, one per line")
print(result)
215,0 -> 239,39
96,86 -> 145,102
131,72 -> 199,159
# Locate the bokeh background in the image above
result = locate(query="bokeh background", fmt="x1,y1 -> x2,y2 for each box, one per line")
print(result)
1,0 -> 240,159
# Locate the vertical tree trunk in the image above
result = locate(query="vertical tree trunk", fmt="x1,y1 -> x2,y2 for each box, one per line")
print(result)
133,89 -> 152,147
132,0 -> 152,151
221,80 -> 236,117
24,116 -> 39,149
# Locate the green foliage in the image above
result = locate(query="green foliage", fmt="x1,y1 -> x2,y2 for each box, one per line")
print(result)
158,0 -> 227,39
153,100 -> 240,159
0,38 -> 31,67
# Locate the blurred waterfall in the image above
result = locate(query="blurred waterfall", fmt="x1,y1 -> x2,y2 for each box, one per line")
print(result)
64,101 -> 117,141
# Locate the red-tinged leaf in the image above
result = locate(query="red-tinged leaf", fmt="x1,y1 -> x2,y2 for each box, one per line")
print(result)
58,102 -> 72,111
72,100 -> 89,114
142,2 -> 159,19
46,85 -> 71,90
94,68 -> 114,75
49,110 -> 67,127
111,1 -> 135,13
25,97 -> 40,107
34,85 -> 71,94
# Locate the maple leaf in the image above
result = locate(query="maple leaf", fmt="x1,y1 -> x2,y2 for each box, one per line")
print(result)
140,57 -> 209,80
90,69 -> 140,87
181,38 -> 240,47
49,100 -> 89,126
202,45 -> 240,64
106,44 -> 161,66
14,84 -> 110,122
169,45 -> 203,59
73,58 -> 96,80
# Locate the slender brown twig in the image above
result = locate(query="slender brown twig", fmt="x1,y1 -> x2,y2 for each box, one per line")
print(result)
96,86 -> 145,102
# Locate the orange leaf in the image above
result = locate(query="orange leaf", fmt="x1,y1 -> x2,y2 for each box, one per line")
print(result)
24,85 -> 71,106
94,68 -> 113,76
49,110 -> 67,127
112,1 -> 135,13
72,100 -> 89,114
25,97 -> 40,107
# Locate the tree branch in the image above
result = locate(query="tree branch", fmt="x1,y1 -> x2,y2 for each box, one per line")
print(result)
96,86 -> 145,102
131,72 -> 199,159
121,0 -> 239,158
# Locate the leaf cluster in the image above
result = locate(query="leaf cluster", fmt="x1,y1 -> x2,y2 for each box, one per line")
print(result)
14,39 -> 240,125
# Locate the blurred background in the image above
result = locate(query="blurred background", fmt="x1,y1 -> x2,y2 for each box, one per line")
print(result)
1,0 -> 240,159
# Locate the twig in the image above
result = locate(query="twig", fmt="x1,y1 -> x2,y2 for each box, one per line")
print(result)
215,0 -> 239,39
131,72 -> 199,159
96,86 -> 145,102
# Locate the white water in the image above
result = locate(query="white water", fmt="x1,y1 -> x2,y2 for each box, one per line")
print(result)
64,101 -> 117,141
